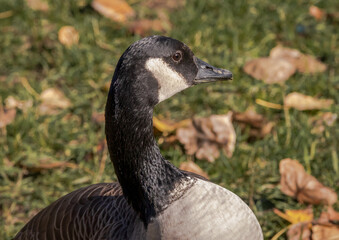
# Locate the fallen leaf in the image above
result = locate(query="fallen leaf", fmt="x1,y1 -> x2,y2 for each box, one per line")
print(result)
177,112 -> 235,162
92,112 -> 105,124
153,116 -> 191,134
284,92 -> 333,111
195,141 -> 220,163
26,0 -> 49,11
287,222 -> 311,240
5,96 -> 33,113
279,158 -> 338,205
180,161 -> 209,179
327,206 -> 339,222
270,46 -> 327,74
142,0 -> 186,11
270,45 -> 302,59
286,209 -> 314,224
91,0 -> 135,23
176,125 -> 198,155
319,206 -> 339,223
38,88 -> 71,115
243,57 -> 296,84
22,157 -> 78,173
274,207 -> 314,225
274,208 -> 313,240
312,224 -> 339,240
309,112 -> 337,134
0,106 -> 16,128
309,6 -> 325,21
58,26 -> 79,47
129,19 -> 167,36
295,55 -> 327,74
233,108 -> 274,139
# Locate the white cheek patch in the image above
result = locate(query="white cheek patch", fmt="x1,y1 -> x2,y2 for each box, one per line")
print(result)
145,58 -> 190,103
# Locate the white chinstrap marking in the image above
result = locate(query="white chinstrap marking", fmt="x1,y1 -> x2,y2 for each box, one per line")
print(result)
145,58 -> 189,102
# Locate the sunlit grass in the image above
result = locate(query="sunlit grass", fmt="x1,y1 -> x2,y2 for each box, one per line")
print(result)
0,0 -> 338,239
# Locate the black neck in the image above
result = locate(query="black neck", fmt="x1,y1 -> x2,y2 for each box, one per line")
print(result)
105,77 -> 188,225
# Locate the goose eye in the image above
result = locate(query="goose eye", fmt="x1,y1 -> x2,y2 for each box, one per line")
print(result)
172,51 -> 182,62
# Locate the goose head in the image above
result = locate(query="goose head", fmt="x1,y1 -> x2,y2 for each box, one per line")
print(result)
109,35 -> 232,108
105,36 -> 233,222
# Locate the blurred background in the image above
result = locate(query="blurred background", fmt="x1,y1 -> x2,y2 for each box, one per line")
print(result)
0,0 -> 338,239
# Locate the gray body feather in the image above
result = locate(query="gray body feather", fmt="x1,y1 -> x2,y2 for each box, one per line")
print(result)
15,179 -> 263,240
150,179 -> 263,240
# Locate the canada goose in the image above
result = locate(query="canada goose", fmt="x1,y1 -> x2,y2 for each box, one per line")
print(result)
15,36 -> 263,240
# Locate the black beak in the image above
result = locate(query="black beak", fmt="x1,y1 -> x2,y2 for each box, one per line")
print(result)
194,57 -> 233,84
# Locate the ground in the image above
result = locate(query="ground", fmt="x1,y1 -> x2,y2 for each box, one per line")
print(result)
0,0 -> 338,239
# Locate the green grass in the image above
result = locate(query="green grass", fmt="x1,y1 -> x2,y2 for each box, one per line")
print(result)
0,0 -> 338,239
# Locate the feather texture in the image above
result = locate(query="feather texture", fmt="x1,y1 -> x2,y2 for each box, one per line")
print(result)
151,179 -> 263,240
14,183 -> 146,240
14,36 -> 263,239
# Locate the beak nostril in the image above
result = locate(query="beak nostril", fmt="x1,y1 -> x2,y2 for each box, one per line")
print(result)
195,57 -> 232,82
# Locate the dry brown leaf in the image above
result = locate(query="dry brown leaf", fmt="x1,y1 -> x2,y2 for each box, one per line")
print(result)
233,108 -> 274,139
180,161 -> 209,179
287,222 -> 312,240
26,0 -> 49,11
129,19 -> 167,36
309,112 -> 337,134
195,141 -> 220,163
5,96 -> 33,112
309,6 -> 325,20
209,114 -> 236,157
270,45 -> 302,59
177,112 -> 235,162
319,206 -> 339,224
284,92 -> 333,111
243,57 -> 296,84
92,112 -> 105,124
24,158 -> 78,173
296,55 -> 327,74
270,45 -> 327,74
327,206 -> 339,222
58,26 -> 79,47
143,0 -> 186,11
91,0 -> 135,23
176,126 -> 198,155
312,224 -> 339,240
38,88 -> 71,115
279,158 -> 338,205
0,106 -> 16,128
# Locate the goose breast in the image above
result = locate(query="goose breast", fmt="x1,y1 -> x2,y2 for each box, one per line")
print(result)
147,179 -> 263,240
